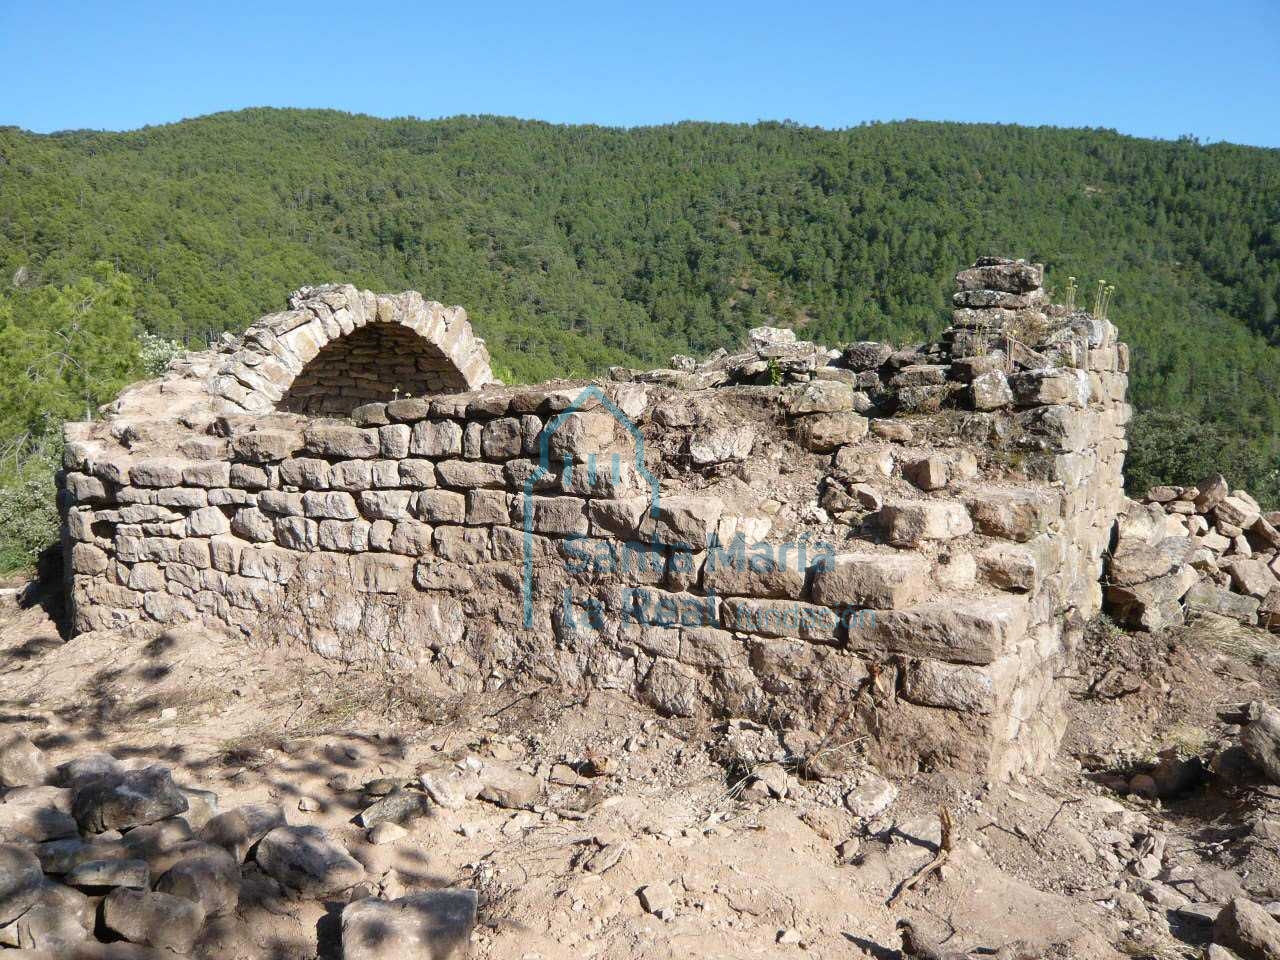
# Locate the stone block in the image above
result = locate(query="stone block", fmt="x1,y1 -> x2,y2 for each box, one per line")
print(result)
303,424 -> 380,459
977,543 -> 1039,592
437,459 -> 506,488
1216,495 -> 1261,531
71,765 -> 188,833
788,381 -> 855,415
317,520 -> 371,552
181,461 -> 231,488
846,597 -> 1029,665
127,562 -> 165,591
1225,558 -> 1278,600
231,507 -> 275,542
101,887 -> 205,954
891,364 -> 948,387
187,506 -> 231,537
352,555 -> 412,593
130,458 -> 185,487
719,597 -> 840,643
351,402 -> 389,426
547,412 -> 620,458
358,490 -> 413,521
638,496 -> 723,550
279,457 -> 331,490
529,496 -> 589,536
70,543 -> 108,576
416,490 -> 466,524
903,455 -> 948,491
702,543 -> 807,599
481,417 -> 523,458
410,420 -> 464,457
230,463 -> 269,489
385,398 -> 432,422
590,497 -> 649,538
965,488 -> 1057,542
810,552 -> 931,609
302,491 -> 359,520
794,412 -> 869,451
1194,473 -> 1229,512
155,487 -> 208,508
1109,566 -> 1200,630
954,260 -> 1043,293
434,526 -> 490,564
379,423 -> 411,459
230,429 -> 303,463
1009,369 -> 1089,407
275,516 -> 318,550
389,521 -> 433,556
843,341 -> 892,370
1108,537 -> 1192,587
900,659 -> 994,713
466,489 -> 511,526
398,459 -> 437,488
329,460 -> 373,490
462,421 -> 483,458
879,501 -> 972,547
254,824 -> 365,897
342,890 -> 477,960
969,371 -> 1013,410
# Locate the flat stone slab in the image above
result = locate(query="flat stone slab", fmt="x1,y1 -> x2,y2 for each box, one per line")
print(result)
65,857 -> 150,890
0,879 -> 94,951
0,733 -> 51,789
341,890 -> 478,960
254,825 -> 365,896
0,787 -> 78,843
846,597 -> 1030,665
71,765 -> 189,833
0,843 -> 43,925
155,846 -> 240,918
355,789 -> 432,829
199,802 -> 287,861
102,886 -> 206,955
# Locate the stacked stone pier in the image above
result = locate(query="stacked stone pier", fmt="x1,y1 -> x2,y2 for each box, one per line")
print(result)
59,259 -> 1132,780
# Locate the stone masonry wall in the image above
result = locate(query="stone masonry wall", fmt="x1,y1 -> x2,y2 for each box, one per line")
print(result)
280,322 -> 473,415
59,259 -> 1131,781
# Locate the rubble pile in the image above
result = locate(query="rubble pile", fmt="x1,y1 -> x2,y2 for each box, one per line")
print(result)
0,733 -> 484,958
1105,475 -> 1280,632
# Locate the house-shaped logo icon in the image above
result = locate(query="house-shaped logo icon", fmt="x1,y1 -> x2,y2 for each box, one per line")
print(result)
521,384 -> 660,628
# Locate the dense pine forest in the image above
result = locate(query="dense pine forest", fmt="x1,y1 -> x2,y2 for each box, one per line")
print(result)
1,108 -> 1278,566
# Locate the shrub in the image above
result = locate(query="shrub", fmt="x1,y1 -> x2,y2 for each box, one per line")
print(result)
0,457 -> 60,574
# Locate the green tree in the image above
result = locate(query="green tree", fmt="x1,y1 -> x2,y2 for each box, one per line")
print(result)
0,263 -> 141,474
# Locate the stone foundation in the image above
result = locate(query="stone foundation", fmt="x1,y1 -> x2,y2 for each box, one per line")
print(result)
59,259 -> 1131,780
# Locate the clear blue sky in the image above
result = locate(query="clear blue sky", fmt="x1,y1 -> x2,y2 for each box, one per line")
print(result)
3,0 -> 1278,147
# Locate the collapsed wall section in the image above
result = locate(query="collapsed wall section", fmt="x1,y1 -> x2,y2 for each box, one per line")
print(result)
1106,477 -> 1280,632
58,259 -> 1131,780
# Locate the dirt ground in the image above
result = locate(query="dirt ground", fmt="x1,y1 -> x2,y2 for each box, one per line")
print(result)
2,579 -> 1279,960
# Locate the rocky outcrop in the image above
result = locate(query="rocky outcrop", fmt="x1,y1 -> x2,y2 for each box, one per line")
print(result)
59,258 -> 1130,781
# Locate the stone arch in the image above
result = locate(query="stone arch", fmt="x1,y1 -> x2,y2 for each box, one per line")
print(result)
207,284 -> 493,416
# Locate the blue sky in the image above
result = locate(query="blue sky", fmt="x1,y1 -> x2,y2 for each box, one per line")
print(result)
2,0 -> 1278,147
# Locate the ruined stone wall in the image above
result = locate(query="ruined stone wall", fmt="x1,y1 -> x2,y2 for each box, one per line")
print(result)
58,259 -> 1131,781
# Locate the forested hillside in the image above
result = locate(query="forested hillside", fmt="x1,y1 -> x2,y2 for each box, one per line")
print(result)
1,109 -> 1278,565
